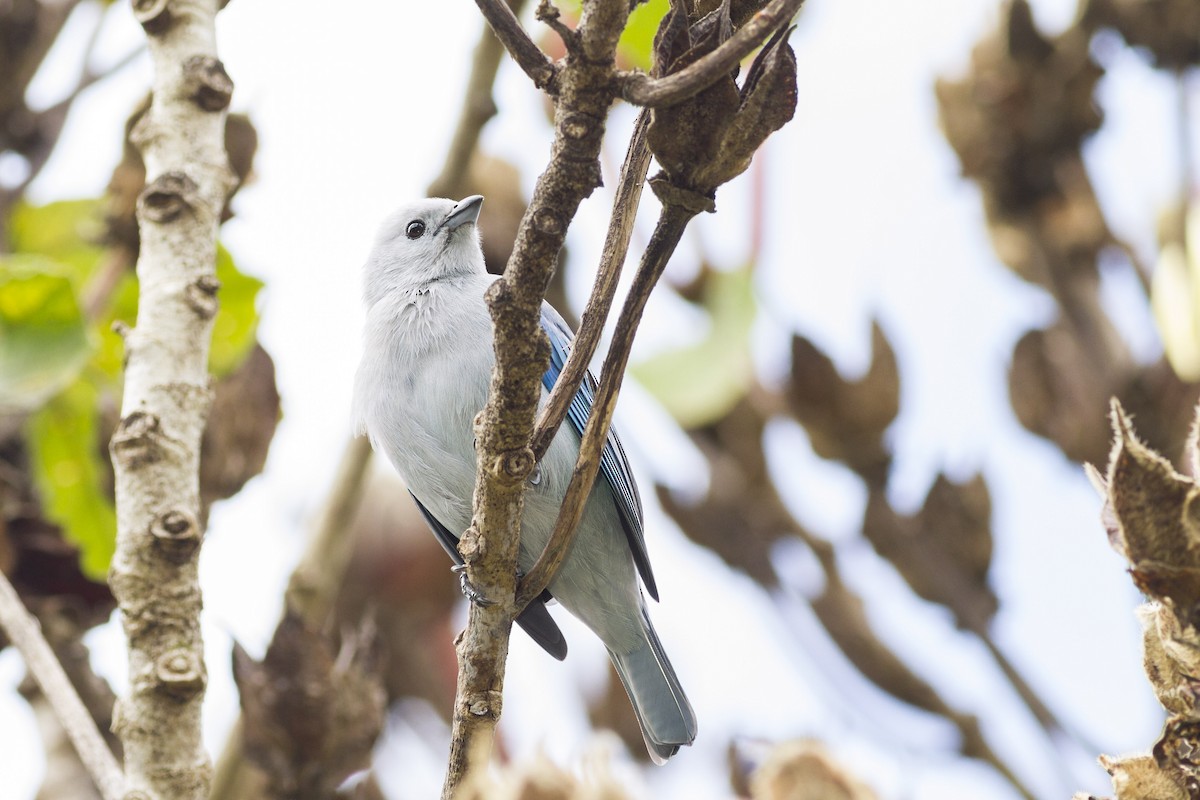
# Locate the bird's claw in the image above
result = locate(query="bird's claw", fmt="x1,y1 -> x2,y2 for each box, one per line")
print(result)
451,564 -> 497,607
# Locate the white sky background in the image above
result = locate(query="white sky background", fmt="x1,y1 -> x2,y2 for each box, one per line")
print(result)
1,0 -> 1195,798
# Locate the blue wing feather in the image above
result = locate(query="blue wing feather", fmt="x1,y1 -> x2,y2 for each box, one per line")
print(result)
539,305 -> 659,601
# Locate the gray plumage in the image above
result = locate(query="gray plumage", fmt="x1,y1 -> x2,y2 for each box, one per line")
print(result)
352,195 -> 696,763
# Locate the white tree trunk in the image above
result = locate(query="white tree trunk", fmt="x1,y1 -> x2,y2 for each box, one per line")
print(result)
108,1 -> 233,796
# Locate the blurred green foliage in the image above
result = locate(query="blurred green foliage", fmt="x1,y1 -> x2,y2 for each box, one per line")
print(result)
2,199 -> 262,578
560,0 -> 668,70
632,265 -> 757,428
0,259 -> 91,414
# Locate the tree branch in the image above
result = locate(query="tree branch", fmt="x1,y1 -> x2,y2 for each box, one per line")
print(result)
107,1 -> 234,797
529,109 -> 651,461
618,0 -> 805,107
443,1 -> 632,795
0,572 -> 125,800
472,0 -> 559,93
517,202 -> 697,611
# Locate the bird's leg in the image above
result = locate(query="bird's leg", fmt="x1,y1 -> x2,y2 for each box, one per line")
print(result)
451,564 -> 497,606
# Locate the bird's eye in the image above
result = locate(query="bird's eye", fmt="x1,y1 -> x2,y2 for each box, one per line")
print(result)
405,220 -> 426,239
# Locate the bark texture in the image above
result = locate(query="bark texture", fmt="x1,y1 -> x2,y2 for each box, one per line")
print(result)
108,0 -> 233,797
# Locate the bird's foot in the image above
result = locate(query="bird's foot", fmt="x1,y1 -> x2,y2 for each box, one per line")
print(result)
451,564 -> 497,607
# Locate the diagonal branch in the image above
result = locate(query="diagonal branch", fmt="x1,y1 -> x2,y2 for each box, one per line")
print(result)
517,201 -> 699,611
0,572 -> 125,800
618,0 -> 805,107
530,110 -> 651,461
472,0 -> 559,93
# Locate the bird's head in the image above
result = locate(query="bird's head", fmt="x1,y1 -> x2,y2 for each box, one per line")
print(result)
363,195 -> 486,306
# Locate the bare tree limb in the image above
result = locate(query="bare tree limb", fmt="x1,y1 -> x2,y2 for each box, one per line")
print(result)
443,0 -> 633,794
0,572 -> 124,800
529,109 -> 651,461
617,0 -> 805,107
472,0 -> 559,93
108,0 -> 234,796
517,202 -> 697,610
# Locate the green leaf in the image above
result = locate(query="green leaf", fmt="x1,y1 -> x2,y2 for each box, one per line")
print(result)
558,0 -> 668,70
210,243 -> 263,377
8,200 -> 107,282
26,379 -> 117,579
620,0 -> 670,71
632,265 -> 757,428
0,257 -> 91,412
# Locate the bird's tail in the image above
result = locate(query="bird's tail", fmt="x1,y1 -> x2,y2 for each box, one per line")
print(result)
608,609 -> 697,764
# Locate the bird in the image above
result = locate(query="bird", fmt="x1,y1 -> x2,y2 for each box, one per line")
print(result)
352,195 -> 697,763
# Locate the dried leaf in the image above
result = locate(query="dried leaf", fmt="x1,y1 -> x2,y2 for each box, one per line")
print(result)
862,475 -> 997,630
787,322 -> 899,484
234,612 -> 385,797
1084,0 -> 1200,70
1139,603 -> 1200,715
750,740 -> 878,800
1010,324 -> 1112,465
200,344 -> 279,510
695,27 -> 797,190
1097,754 -> 1189,800
1105,401 -> 1200,575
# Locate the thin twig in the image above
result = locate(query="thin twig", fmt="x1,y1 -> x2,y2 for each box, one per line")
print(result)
618,0 -> 805,107
429,0 -> 531,198
472,0 -> 559,93
0,572 -> 125,800
516,203 -> 698,611
284,435 -> 375,625
529,110 -> 651,461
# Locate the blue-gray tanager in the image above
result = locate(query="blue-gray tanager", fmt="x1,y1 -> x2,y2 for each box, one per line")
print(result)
353,195 -> 697,763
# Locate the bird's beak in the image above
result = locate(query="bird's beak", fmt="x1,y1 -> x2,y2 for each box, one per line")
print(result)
437,195 -> 484,235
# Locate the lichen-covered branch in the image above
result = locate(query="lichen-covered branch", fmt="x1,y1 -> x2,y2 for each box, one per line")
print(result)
107,0 -> 234,797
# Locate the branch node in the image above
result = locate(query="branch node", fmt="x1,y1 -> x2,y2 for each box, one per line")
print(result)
467,692 -> 501,718
154,649 -> 205,699
138,172 -> 200,224
649,173 -> 716,214
110,412 -> 165,469
132,0 -> 172,34
502,447 -> 536,483
149,510 -> 202,563
532,206 -> 564,235
183,55 -> 234,112
560,111 -> 598,143
184,275 -> 221,319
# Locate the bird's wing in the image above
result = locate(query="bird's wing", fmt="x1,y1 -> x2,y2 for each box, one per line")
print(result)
539,304 -> 659,601
408,490 -> 568,660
